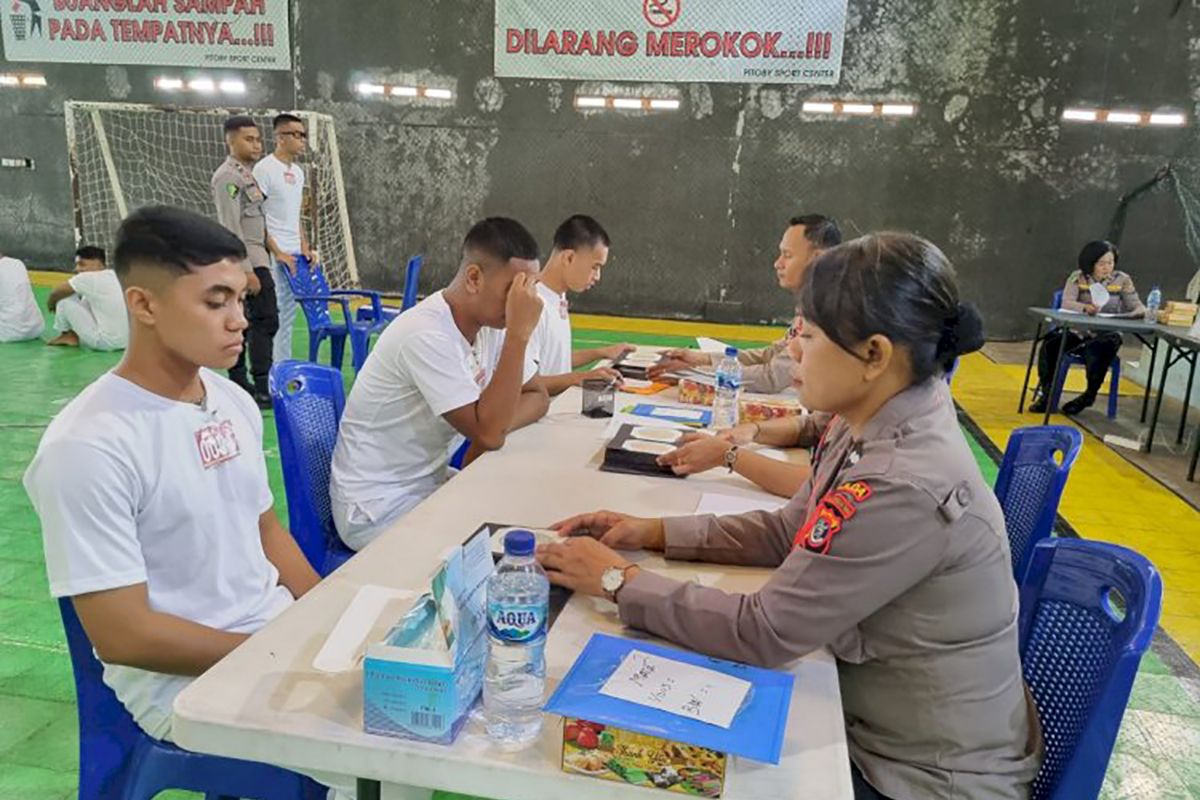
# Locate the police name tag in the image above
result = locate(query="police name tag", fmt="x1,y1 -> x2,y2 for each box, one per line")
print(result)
195,420 -> 241,469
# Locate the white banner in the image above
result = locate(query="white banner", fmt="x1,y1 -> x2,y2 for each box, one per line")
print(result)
1,0 -> 291,70
495,0 -> 849,85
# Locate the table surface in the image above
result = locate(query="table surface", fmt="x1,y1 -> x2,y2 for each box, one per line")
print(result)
1027,306 -> 1162,333
172,387 -> 853,800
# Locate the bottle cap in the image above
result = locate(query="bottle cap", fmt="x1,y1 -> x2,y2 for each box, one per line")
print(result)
724,346 -> 738,357
504,529 -> 536,556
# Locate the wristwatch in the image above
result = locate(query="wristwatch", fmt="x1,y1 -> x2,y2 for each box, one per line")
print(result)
723,445 -> 741,472
601,565 -> 638,603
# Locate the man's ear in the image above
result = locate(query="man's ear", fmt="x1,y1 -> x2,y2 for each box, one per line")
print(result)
124,284 -> 156,327
462,263 -> 484,294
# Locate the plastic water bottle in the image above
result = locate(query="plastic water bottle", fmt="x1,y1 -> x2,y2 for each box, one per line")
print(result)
483,530 -> 549,747
711,346 -> 742,430
1146,285 -> 1162,323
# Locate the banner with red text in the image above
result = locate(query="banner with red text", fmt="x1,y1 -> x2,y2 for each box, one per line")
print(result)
1,0 -> 290,70
495,0 -> 849,84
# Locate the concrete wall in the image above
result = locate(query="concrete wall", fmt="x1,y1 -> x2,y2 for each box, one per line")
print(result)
2,0 -> 1196,338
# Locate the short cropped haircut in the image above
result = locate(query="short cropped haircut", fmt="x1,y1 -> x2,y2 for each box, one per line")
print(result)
273,112 -> 303,130
789,214 -> 843,249
113,205 -> 247,283
799,232 -> 985,384
461,217 -> 539,268
223,115 -> 258,135
1078,240 -> 1118,277
552,215 -> 611,252
75,245 -> 106,263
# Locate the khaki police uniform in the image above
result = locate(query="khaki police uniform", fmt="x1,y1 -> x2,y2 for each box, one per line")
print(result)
735,317 -> 802,394
211,155 -> 278,396
617,378 -> 1043,799
1035,269 -> 1145,406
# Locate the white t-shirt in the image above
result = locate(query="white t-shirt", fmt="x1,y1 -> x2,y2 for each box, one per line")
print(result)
69,270 -> 129,349
0,256 -> 45,342
531,281 -> 573,375
330,291 -> 536,522
23,369 -> 294,739
252,154 -> 306,254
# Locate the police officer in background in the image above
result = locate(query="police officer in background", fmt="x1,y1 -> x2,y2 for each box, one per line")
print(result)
539,233 -> 1042,800
211,115 -> 278,409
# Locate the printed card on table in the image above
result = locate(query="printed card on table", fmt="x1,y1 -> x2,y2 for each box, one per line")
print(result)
600,649 -> 751,729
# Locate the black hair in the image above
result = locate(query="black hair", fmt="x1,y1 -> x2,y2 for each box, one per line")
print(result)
552,214 -> 611,252
461,217 -> 539,268
1078,240 -> 1118,278
788,214 -> 843,249
223,115 -> 258,135
273,112 -> 303,130
798,232 -> 985,383
75,245 -> 106,263
113,205 -> 246,283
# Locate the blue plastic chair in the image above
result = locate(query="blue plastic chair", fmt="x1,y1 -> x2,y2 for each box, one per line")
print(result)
994,425 -> 1083,582
1048,290 -> 1121,419
285,255 -> 390,373
58,598 -> 322,800
357,255 -> 424,325
1018,539 -> 1162,800
269,360 -> 356,576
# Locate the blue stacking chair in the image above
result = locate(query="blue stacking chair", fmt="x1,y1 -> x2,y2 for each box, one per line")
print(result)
1018,539 -> 1162,800
1047,290 -> 1121,419
285,255 -> 390,373
358,255 -> 424,326
269,360 -> 356,576
994,425 -> 1083,582
58,598 -> 322,800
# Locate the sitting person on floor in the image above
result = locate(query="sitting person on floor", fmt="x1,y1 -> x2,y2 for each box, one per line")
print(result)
1030,240 -> 1144,415
24,206 -> 320,742
46,246 -> 130,350
329,217 -> 550,552
0,250 -> 45,342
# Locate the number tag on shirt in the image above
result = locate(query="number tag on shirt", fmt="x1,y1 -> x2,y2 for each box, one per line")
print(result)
195,420 -> 242,469
559,297 -> 569,320
246,184 -> 265,203
284,171 -> 297,185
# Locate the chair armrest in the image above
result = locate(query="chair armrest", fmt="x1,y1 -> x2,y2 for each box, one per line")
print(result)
329,290 -> 383,318
293,294 -> 355,322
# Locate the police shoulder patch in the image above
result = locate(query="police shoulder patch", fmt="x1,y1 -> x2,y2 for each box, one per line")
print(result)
793,479 -> 874,554
226,183 -> 239,198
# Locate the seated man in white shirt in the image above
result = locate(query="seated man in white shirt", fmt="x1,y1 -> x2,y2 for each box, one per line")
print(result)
525,215 -> 636,396
0,251 -> 45,342
46,246 -> 130,351
24,205 -> 320,742
330,217 -> 551,551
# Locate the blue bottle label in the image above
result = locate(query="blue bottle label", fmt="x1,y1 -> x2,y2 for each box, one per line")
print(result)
488,602 -> 546,642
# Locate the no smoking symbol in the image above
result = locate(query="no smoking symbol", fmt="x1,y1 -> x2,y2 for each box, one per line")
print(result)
643,0 -> 681,28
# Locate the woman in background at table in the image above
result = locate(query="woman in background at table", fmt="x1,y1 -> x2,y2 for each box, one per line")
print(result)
1030,240 -> 1145,415
538,233 -> 1042,800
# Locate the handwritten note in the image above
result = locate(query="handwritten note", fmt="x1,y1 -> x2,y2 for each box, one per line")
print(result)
600,650 -> 751,729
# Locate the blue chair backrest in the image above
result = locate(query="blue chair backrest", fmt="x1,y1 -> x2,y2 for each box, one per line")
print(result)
288,256 -> 335,328
994,426 -> 1083,581
1051,290 -> 1064,310
1019,539 -> 1162,800
269,360 -> 345,573
403,255 -> 423,311
58,597 -> 143,798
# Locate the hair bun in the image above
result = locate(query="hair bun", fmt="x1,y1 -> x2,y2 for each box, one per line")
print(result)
937,302 -> 985,359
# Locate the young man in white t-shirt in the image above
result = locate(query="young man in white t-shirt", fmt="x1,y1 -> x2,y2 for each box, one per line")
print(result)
45,246 -> 130,351
525,215 -> 636,395
253,112 -> 315,365
0,251 -> 45,342
330,217 -> 550,551
24,205 -> 320,742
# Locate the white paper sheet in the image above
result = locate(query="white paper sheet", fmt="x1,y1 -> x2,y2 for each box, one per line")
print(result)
1088,282 -> 1111,308
696,336 -> 731,353
313,585 -> 418,673
694,492 -> 785,516
600,649 -> 752,729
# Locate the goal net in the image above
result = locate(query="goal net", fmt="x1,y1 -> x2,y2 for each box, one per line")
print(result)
65,101 -> 359,287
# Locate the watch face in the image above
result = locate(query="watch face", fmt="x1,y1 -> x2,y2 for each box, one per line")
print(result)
602,568 -> 624,593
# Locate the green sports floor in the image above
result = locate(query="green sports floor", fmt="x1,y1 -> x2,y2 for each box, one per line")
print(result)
1,286 -> 1198,799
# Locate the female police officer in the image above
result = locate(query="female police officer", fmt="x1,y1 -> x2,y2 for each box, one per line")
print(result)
538,233 -> 1041,800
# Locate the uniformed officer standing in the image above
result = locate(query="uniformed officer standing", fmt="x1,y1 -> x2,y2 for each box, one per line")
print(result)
540,233 -> 1043,800
211,115 -> 278,409
1031,239 -> 1145,415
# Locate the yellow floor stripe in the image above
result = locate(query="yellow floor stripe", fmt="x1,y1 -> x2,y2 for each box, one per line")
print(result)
991,363 -> 1144,397
570,313 -> 783,342
955,352 -> 1200,660
29,270 -> 67,288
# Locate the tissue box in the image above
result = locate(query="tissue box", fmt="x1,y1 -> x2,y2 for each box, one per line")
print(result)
561,718 -> 727,797
363,528 -> 492,744
678,377 -> 802,423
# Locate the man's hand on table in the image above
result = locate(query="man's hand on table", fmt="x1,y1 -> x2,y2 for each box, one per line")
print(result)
537,537 -> 639,598
550,510 -> 665,550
